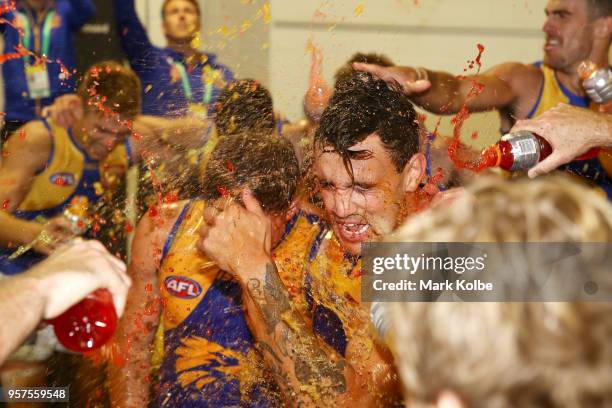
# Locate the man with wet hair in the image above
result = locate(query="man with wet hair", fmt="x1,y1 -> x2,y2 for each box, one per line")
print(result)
0,61 -> 141,275
214,79 -> 276,137
356,0 -> 612,196
113,0 -> 233,117
109,131 -> 300,407
333,52 -> 395,92
198,72 -> 434,406
295,52 -> 397,174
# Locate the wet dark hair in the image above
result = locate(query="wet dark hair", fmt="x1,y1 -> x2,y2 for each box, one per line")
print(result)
315,72 -> 420,174
334,52 -> 394,91
214,79 -> 276,137
202,131 -> 300,213
587,0 -> 612,18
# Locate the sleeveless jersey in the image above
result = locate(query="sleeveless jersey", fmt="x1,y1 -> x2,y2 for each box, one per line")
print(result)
273,212 -> 371,358
528,62 -> 612,198
0,119 -> 129,275
157,200 -> 281,407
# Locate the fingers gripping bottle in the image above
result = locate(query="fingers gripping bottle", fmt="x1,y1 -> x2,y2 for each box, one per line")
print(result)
51,196 -> 118,352
481,131 -> 600,172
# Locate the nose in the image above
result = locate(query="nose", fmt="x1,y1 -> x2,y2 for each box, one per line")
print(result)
542,17 -> 555,35
331,188 -> 358,219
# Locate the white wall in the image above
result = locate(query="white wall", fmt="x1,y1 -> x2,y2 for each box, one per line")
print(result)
200,0 -> 270,86
136,0 -> 270,85
135,0 -> 165,46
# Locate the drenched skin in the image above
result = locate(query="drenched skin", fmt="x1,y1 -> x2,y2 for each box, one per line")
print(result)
197,190 -> 403,406
314,133 -> 426,255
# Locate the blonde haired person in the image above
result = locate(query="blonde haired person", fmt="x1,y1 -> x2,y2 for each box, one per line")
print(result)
384,175 -> 612,408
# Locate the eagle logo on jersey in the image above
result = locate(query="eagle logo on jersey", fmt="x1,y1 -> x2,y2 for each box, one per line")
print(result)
175,336 -> 242,389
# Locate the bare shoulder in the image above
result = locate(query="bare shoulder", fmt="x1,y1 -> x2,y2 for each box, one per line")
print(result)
130,200 -> 190,271
486,62 -> 542,88
133,200 -> 189,249
2,121 -> 52,170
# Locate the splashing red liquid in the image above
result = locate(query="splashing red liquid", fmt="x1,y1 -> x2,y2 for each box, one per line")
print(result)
304,39 -> 331,122
217,185 -> 229,197
447,44 -> 493,172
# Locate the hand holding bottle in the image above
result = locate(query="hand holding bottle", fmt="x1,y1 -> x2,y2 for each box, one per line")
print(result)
23,239 -> 130,343
578,61 -> 612,106
26,240 -> 129,352
509,104 -> 612,178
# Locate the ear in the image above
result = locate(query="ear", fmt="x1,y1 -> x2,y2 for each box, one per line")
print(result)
401,152 -> 426,194
593,16 -> 612,39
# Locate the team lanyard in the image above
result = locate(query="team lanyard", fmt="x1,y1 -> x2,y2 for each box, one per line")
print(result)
17,9 -> 55,63
172,61 -> 215,105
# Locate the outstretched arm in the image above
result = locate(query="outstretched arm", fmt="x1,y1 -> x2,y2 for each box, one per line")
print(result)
354,61 -> 538,115
42,95 -> 214,161
133,114 -> 214,153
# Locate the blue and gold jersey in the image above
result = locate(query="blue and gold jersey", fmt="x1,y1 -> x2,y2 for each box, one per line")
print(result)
0,119 -> 129,275
528,62 -> 612,199
157,200 -> 281,407
273,212 -> 371,358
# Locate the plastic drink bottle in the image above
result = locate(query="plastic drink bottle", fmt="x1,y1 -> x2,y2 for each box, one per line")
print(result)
579,61 -> 612,105
481,131 -> 601,171
50,289 -> 117,352
51,197 -> 117,352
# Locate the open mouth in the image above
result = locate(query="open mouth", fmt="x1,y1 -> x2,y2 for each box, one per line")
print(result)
335,221 -> 371,243
544,37 -> 560,50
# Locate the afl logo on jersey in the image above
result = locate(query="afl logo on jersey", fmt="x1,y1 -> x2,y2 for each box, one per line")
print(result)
49,172 -> 76,186
164,276 -> 202,299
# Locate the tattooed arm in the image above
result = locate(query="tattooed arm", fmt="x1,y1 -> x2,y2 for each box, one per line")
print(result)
198,191 -> 399,406
242,261 -> 349,405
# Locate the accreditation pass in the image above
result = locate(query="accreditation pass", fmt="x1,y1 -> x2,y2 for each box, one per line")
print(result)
0,387 -> 69,403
